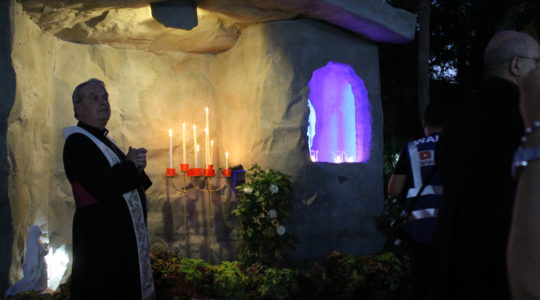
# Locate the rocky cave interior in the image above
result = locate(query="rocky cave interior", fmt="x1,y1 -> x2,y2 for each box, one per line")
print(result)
1,0 -> 416,290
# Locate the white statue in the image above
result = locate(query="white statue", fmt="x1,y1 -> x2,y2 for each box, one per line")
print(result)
5,225 -> 49,297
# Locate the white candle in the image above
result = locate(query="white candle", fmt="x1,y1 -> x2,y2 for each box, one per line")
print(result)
205,107 -> 210,167
182,123 -> 186,164
195,144 -> 200,168
205,107 -> 209,133
168,128 -> 173,168
205,128 -> 209,168
225,151 -> 229,169
210,140 -> 214,165
193,125 -> 197,166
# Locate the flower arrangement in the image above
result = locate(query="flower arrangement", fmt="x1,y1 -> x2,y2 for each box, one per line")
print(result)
233,164 -> 296,266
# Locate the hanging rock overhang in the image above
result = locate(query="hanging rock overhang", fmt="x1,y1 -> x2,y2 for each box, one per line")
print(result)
19,0 -> 416,53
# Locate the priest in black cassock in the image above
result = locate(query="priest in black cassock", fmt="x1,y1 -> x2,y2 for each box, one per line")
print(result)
435,31 -> 540,300
63,79 -> 155,300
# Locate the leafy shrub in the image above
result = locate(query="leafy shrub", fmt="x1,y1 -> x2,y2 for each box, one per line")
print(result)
152,251 -> 212,299
211,261 -> 248,299
294,259 -> 327,299
233,164 -> 296,266
151,250 -> 408,300
359,252 -> 407,291
250,266 -> 299,300
325,251 -> 366,296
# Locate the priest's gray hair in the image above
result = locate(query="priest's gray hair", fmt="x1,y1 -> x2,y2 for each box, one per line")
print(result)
72,78 -> 105,105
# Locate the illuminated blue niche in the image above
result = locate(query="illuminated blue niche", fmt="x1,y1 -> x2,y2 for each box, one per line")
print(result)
307,62 -> 372,163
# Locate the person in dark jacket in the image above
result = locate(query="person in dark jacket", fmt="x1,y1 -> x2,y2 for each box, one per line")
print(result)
388,102 -> 446,300
435,31 -> 540,300
63,79 -> 155,300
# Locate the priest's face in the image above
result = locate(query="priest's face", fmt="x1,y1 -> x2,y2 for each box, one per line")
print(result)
75,82 -> 111,129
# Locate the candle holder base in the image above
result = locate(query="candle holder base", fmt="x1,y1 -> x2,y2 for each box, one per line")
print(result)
166,168 -> 176,177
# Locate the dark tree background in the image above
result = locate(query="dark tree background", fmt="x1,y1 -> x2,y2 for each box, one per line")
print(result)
380,0 -> 540,175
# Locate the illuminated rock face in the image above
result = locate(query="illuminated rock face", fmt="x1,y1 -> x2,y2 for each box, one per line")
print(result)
0,0 -> 413,293
18,0 -> 416,53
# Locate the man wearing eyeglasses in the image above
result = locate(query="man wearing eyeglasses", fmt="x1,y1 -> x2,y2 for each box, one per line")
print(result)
435,31 -> 540,300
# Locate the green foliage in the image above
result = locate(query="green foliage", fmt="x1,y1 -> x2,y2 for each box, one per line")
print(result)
243,264 -> 299,300
178,257 -> 209,282
359,252 -> 407,292
152,251 -> 212,299
325,251 -> 366,296
255,267 -> 299,300
233,164 -> 295,266
150,250 -> 408,300
211,261 -> 248,300
294,259 -> 327,299
323,251 -> 406,296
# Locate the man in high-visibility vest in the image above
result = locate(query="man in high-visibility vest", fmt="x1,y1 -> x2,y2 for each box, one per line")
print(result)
388,102 -> 446,300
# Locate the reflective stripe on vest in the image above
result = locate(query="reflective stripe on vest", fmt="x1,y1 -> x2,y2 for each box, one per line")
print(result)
406,185 -> 443,199
408,208 -> 439,221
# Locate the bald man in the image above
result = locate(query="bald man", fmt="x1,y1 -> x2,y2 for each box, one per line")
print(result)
507,67 -> 540,300
435,31 -> 540,300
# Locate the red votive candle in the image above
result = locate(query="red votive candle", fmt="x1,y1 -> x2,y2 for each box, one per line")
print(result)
204,169 -> 215,177
188,168 -> 203,177
180,164 -> 189,172
166,168 -> 176,177
222,168 -> 232,177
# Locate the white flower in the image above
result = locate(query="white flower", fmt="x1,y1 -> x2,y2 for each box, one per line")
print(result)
392,199 -> 397,204
269,184 -> 279,194
276,225 -> 286,235
243,186 -> 253,194
268,209 -> 277,219
394,239 -> 402,246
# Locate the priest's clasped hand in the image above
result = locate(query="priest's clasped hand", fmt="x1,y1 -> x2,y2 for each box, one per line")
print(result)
127,146 -> 147,170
